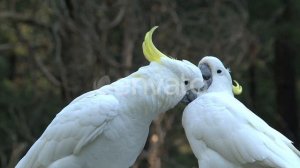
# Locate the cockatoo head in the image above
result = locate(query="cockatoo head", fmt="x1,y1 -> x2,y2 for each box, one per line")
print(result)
182,56 -> 242,104
199,56 -> 242,94
142,26 -> 204,102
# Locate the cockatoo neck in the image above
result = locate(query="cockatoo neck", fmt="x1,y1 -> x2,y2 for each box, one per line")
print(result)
207,77 -> 233,96
115,62 -> 185,124
143,62 -> 186,112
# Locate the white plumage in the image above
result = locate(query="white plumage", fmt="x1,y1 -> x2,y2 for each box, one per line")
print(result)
182,56 -> 300,168
16,27 -> 204,168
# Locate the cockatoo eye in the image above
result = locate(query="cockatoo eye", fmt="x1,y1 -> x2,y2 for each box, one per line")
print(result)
217,69 -> 222,74
184,80 -> 189,85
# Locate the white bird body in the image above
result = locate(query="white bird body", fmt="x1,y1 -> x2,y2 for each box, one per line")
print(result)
16,27 -> 203,168
182,56 -> 300,168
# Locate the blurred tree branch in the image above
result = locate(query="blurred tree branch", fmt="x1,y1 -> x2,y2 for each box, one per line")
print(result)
0,44 -> 14,51
1,0 -> 299,168
0,12 -> 50,30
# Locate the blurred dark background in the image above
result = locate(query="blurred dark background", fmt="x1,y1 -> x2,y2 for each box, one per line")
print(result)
0,0 -> 299,167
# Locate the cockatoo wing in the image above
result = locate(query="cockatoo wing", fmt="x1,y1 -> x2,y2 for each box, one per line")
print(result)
188,93 -> 300,167
16,91 -> 119,168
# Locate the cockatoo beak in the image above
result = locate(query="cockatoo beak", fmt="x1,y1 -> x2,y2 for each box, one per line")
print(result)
180,89 -> 199,104
199,63 -> 212,91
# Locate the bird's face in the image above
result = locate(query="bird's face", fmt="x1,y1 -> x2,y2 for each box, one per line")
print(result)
182,56 -> 242,104
156,57 -> 204,104
199,56 -> 232,92
166,59 -> 204,98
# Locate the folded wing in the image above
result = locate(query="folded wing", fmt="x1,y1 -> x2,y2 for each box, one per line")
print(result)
191,94 -> 300,167
16,92 -> 119,168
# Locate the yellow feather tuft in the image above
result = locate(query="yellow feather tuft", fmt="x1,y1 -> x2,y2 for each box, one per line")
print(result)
142,26 -> 168,63
232,80 -> 242,95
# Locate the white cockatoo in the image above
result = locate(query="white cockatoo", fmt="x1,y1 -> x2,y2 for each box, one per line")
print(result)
16,27 -> 204,168
182,56 -> 300,168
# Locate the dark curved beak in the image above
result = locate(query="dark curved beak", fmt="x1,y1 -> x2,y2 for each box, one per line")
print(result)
180,89 -> 198,105
181,63 -> 213,105
199,63 -> 211,80
199,63 -> 212,90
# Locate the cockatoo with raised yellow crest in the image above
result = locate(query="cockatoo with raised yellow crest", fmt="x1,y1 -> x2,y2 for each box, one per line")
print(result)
16,26 -> 204,168
182,56 -> 300,168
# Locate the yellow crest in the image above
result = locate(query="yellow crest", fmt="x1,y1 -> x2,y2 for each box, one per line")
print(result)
232,80 -> 242,95
142,26 -> 168,63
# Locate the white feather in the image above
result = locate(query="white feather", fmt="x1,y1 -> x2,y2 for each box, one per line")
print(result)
16,58 -> 204,168
183,56 -> 300,168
